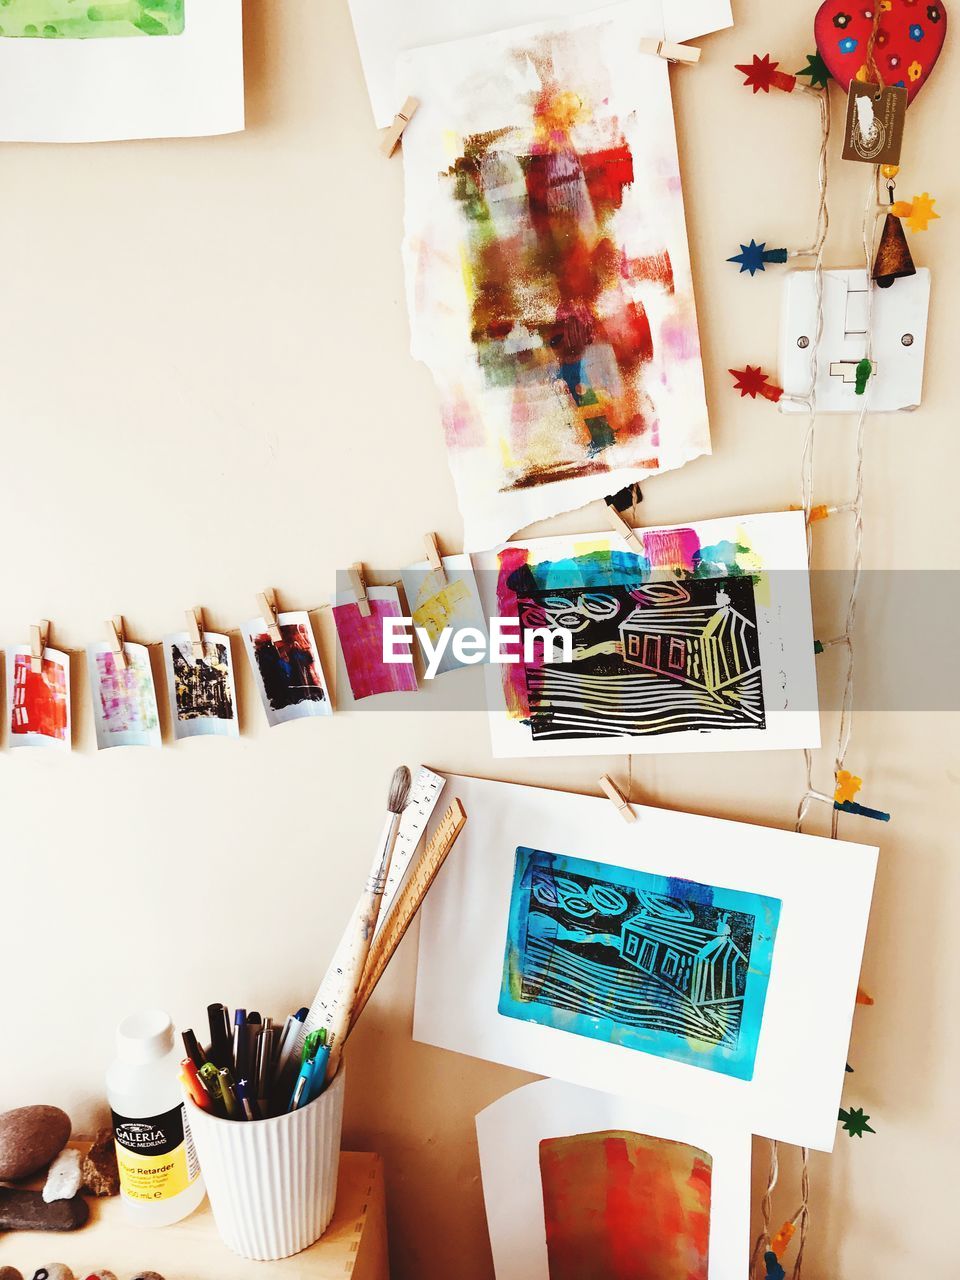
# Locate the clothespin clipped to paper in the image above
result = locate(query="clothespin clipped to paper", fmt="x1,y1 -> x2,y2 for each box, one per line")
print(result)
257,589 -> 284,645
186,606 -> 209,661
599,775 -> 636,825
348,562 -> 372,618
29,619 -> 50,674
604,490 -> 644,553
423,532 -> 447,588
640,38 -> 701,65
381,96 -> 419,158
106,615 -> 128,671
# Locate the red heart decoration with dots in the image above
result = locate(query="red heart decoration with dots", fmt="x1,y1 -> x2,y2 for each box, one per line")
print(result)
815,0 -> 947,104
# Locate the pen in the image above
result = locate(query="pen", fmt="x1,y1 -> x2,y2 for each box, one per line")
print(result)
218,1066 -> 240,1120
199,1062 -> 227,1117
236,1012 -> 260,1084
255,1020 -> 278,1101
271,1008 -> 308,1111
288,1029 -> 327,1113
182,1028 -> 208,1072
181,1057 -> 213,1112
207,1003 -> 233,1070
232,1007 -> 246,1068
306,1040 -> 331,1105
235,1077 -> 262,1123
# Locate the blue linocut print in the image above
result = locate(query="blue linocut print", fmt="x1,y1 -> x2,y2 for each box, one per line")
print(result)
499,848 -> 781,1080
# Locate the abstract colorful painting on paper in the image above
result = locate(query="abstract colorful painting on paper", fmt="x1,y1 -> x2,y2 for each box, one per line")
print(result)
0,1 -> 185,38
399,4 -> 710,549
6,646 -> 71,750
242,610 -> 332,728
400,553 -> 488,677
332,586 -> 418,701
539,1130 -> 711,1280
501,848 -> 780,1081
477,510 -> 819,758
416,775 -> 880,1150
477,1078 -> 749,1280
162,631 -> 239,740
86,643 -> 161,750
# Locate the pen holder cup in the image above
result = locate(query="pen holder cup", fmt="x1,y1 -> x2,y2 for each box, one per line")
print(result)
185,1064 -> 345,1261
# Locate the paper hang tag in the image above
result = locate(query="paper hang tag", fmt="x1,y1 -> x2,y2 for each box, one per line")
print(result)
842,82 -> 907,167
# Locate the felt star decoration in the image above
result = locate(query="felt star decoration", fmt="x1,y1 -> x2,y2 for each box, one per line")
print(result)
839,1106 -> 876,1138
728,239 -> 789,275
896,192 -> 940,233
729,366 -> 784,402
834,770 -> 863,804
796,51 -> 832,89
764,1251 -> 787,1280
736,53 -> 798,94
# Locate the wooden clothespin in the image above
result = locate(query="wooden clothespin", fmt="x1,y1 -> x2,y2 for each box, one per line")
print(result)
640,39 -> 701,65
106,615 -> 128,671
186,606 -> 208,661
605,502 -> 644,553
380,96 -> 419,158
30,620 -> 50,674
256,589 -> 284,645
348,562 -> 372,618
423,532 -> 447,587
599,775 -> 637,824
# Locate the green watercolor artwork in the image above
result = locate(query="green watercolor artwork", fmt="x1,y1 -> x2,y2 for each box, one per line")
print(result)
0,1 -> 185,39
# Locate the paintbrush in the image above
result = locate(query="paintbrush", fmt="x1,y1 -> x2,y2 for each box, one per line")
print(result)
296,766 -> 412,1083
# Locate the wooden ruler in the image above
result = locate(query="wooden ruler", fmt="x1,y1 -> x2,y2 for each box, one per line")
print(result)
376,766 -> 445,933
349,799 -> 466,1032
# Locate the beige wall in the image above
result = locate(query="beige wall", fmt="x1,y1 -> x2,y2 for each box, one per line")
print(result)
1,2 -> 956,1276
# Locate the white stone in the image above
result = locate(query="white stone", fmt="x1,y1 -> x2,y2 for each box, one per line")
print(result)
41,1147 -> 81,1204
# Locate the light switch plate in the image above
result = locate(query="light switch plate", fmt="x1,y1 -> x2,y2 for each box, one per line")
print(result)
779,268 -> 930,413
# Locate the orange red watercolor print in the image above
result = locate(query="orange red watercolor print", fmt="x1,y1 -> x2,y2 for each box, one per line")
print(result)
10,652 -> 68,742
539,1130 -> 711,1280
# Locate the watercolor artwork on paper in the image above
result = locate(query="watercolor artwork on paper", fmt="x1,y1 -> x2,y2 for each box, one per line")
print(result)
399,4 -> 711,548
6,646 -> 71,750
400,553 -> 488,677
86,643 -> 161,750
162,631 -> 239,740
478,510 -> 819,758
477,1077 -> 750,1280
333,585 -> 418,701
539,1130 -> 711,1280
0,0 -> 185,38
500,848 -> 781,1081
242,610 -> 332,728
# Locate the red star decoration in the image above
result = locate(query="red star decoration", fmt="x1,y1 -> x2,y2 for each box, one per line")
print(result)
736,54 -> 797,94
729,366 -> 784,402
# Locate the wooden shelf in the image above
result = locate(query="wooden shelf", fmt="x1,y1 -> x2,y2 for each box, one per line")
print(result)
1,1151 -> 388,1280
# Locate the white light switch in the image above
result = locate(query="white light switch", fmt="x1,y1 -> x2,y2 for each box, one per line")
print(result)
779,268 -> 930,414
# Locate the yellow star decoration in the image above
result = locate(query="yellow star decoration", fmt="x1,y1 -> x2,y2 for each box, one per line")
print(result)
906,192 -> 939,233
835,770 -> 863,805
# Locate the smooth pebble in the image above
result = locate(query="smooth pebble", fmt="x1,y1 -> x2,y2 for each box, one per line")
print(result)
31,1268 -> 75,1280
43,1147 -> 82,1203
129,1274 -> 166,1280
0,1106 -> 71,1181
0,1267 -> 24,1280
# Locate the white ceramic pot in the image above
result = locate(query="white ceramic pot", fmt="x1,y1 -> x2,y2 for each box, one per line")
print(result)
185,1066 -> 344,1260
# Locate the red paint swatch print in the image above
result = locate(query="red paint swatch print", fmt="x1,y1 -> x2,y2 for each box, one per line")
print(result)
11,653 -> 68,740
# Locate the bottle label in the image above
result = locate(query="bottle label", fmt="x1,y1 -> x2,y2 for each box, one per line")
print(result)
111,1103 -> 200,1202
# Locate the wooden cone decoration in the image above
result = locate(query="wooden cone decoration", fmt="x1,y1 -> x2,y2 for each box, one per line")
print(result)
873,212 -> 916,289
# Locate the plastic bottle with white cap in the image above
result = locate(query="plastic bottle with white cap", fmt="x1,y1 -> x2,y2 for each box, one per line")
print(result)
106,1009 -> 205,1225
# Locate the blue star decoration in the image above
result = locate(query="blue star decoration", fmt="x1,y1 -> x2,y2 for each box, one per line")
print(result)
764,1252 -> 787,1280
839,1106 -> 876,1138
727,239 -> 789,276
796,52 -> 832,89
